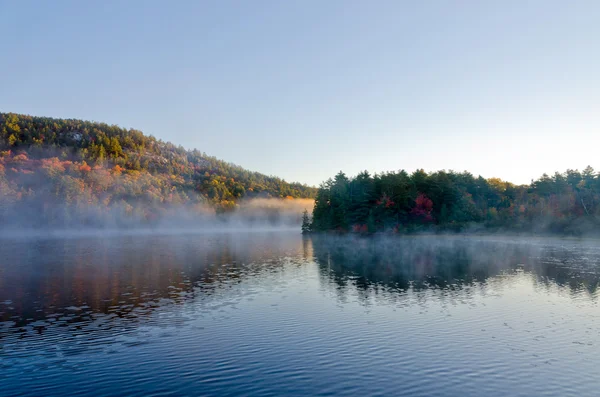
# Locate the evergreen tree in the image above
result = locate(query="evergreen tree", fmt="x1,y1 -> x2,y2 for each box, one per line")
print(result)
109,137 -> 123,158
301,209 -> 312,234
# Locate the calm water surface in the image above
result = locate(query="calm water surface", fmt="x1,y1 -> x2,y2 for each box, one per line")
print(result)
1,232 -> 599,396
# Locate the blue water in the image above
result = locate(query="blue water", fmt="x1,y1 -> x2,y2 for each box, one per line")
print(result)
1,232 -> 599,396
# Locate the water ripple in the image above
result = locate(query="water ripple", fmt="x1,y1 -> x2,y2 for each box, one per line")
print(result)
1,233 -> 599,396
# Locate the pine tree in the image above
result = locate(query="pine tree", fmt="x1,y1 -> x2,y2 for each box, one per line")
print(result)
97,145 -> 106,161
109,137 -> 123,158
301,209 -> 312,234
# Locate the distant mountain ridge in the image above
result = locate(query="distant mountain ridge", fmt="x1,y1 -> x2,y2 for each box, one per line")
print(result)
0,112 -> 315,228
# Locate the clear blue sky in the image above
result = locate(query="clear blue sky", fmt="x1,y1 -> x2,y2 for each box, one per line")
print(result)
1,1 -> 598,186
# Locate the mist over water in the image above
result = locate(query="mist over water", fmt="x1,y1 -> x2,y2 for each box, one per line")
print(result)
0,197 -> 315,238
1,232 -> 599,396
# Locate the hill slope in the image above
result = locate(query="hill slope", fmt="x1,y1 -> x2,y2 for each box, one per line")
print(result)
0,112 -> 315,228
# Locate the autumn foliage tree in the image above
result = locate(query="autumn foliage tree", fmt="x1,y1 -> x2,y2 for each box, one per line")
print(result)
411,193 -> 434,222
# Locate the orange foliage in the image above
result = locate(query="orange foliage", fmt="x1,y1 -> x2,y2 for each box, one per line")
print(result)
79,162 -> 92,172
112,165 -> 124,174
40,157 -> 60,165
41,157 -> 66,174
12,154 -> 28,162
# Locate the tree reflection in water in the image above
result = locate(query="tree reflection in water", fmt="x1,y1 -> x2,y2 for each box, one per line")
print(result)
310,235 -> 600,303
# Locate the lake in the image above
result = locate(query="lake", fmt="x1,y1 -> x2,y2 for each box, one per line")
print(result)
1,232 -> 599,396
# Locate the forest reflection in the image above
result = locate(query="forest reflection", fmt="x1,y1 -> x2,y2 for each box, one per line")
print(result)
0,232 -> 305,330
1,233 -> 599,343
310,235 -> 600,301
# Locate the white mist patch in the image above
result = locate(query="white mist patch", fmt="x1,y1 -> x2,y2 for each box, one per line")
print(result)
224,198 -> 315,228
0,197 -> 315,236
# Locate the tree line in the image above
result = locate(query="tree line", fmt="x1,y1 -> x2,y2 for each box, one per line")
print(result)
307,167 -> 600,235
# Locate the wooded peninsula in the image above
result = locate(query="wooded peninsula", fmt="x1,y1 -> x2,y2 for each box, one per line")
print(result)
305,167 -> 600,235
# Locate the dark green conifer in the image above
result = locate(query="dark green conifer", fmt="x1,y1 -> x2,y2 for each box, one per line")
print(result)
301,209 -> 312,234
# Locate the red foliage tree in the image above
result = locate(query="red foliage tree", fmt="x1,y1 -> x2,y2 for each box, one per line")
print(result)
352,224 -> 368,233
375,193 -> 395,209
411,193 -> 434,222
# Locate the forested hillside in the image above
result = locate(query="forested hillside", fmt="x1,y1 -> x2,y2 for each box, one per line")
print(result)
310,168 -> 600,235
0,113 -> 315,228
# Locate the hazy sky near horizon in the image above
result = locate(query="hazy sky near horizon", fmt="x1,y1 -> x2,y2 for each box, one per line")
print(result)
1,1 -> 598,186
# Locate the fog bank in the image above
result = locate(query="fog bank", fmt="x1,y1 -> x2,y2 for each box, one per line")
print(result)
0,197 -> 315,237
